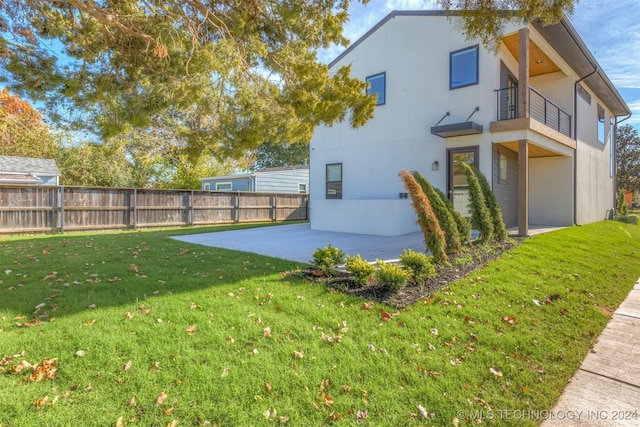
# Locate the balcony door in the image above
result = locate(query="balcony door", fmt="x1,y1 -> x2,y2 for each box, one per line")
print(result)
447,146 -> 479,217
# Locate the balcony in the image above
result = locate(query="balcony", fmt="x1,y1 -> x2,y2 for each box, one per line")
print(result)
495,86 -> 572,138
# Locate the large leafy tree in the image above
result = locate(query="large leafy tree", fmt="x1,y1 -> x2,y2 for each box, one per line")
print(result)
0,88 -> 58,158
616,124 -> 640,194
438,0 -> 575,46
0,0 -> 376,159
252,140 -> 309,170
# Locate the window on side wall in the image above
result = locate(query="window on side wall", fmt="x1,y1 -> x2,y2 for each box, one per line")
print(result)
366,72 -> 386,105
597,104 -> 605,144
216,182 -> 232,191
499,153 -> 508,184
326,163 -> 342,199
298,183 -> 308,194
610,118 -> 615,177
204,183 -> 210,191
450,45 -> 479,89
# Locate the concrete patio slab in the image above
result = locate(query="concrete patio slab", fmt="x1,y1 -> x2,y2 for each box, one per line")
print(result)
171,222 -> 426,264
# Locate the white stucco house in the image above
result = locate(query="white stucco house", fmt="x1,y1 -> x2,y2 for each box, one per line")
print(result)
310,11 -> 631,236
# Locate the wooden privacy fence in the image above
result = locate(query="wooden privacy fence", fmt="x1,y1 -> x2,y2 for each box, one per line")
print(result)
0,185 -> 308,234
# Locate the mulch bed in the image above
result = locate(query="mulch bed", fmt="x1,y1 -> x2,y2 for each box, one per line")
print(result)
299,237 -> 525,308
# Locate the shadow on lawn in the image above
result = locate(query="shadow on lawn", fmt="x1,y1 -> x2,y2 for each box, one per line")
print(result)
0,225 -> 305,319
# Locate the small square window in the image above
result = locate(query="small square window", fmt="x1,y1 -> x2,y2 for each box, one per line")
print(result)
366,72 -> 386,105
326,163 -> 342,199
450,45 -> 479,90
298,183 -> 307,194
204,183 -> 210,191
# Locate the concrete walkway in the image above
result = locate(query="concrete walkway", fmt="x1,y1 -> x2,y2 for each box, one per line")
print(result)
171,222 -> 426,265
540,278 -> 640,426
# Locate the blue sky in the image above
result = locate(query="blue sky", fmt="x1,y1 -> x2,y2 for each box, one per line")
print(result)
320,0 -> 640,129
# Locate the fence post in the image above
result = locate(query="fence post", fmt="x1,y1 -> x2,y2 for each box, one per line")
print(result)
133,188 -> 138,230
273,194 -> 278,222
234,191 -> 240,223
60,186 -> 65,233
190,190 -> 195,226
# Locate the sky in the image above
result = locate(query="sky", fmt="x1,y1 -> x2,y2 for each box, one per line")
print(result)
319,0 -> 640,129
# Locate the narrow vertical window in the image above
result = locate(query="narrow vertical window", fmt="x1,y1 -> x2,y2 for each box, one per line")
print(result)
450,45 -> 479,89
326,163 -> 342,199
366,72 -> 386,105
597,104 -> 605,144
499,153 -> 508,184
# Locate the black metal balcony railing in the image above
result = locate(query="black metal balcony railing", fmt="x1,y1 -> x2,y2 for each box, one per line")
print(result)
495,86 -> 572,138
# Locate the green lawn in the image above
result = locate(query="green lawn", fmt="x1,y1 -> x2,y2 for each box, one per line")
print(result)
1,221 -> 639,426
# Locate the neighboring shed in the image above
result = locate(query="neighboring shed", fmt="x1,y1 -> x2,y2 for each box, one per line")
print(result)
200,165 -> 309,194
0,156 -> 61,185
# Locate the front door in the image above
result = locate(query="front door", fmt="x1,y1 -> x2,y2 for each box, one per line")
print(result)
447,146 -> 479,217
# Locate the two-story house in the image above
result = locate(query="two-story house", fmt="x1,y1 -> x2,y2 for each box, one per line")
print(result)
309,11 -> 631,236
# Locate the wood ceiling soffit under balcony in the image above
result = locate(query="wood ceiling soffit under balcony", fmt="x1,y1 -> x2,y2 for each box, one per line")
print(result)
498,141 -> 562,158
502,34 -> 560,76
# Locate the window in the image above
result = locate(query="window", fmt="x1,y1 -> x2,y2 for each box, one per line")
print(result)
326,163 -> 342,199
298,183 -> 307,194
499,153 -> 508,184
597,104 -> 605,144
366,72 -> 386,105
204,183 -> 210,190
450,45 -> 479,89
215,182 -> 232,191
610,118 -> 615,178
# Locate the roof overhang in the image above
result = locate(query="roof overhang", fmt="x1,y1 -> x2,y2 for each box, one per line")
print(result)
431,121 -> 483,138
533,17 -> 631,117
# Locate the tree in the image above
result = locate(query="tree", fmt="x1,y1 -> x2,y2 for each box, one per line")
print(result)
0,88 -> 58,159
0,0 -> 376,159
438,0 -> 575,47
252,140 -> 309,170
616,124 -> 640,194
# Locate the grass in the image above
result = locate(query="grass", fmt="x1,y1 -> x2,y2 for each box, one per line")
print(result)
0,221 -> 639,426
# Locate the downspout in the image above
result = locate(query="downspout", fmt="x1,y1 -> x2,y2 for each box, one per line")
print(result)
573,65 -> 598,226
613,113 -> 632,209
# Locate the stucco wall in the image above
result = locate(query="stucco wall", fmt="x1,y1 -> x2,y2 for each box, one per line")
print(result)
529,156 -> 574,225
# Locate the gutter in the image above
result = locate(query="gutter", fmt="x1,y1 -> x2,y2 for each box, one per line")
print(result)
573,65 -> 598,226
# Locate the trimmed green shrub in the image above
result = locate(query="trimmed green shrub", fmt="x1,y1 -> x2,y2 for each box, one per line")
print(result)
399,170 -> 448,264
345,255 -> 376,286
411,171 -> 462,254
311,244 -> 345,276
461,163 -> 494,243
434,187 -> 472,243
615,215 -> 638,224
399,249 -> 436,281
473,167 -> 508,241
376,259 -> 410,291
617,189 -> 629,216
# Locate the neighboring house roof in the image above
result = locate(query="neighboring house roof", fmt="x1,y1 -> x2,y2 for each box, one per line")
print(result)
330,10 -> 631,117
199,165 -> 309,181
0,156 -> 61,176
0,172 -> 40,185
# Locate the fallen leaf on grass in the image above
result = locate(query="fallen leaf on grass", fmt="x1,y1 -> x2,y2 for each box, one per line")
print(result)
221,367 -> 230,378
29,358 -> 58,382
417,404 -> 428,419
361,301 -> 375,310
265,382 -> 273,393
84,319 -> 97,326
263,407 -> 277,419
294,350 -> 304,360
156,390 -> 168,406
380,310 -> 392,321
186,325 -> 196,335
263,327 -> 272,338
127,397 -> 137,407
75,350 -> 86,357
116,416 -> 124,427
129,264 -> 138,273
124,312 -> 134,319
163,407 -> 174,415
490,367 -> 503,377
34,395 -> 48,410
430,328 -> 439,336
356,410 -> 368,421
317,394 -> 333,407
121,360 -> 132,371
87,304 -> 97,310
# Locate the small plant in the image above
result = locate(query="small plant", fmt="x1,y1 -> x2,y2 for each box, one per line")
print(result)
375,259 -> 410,291
311,244 -> 345,276
345,254 -> 376,286
615,215 -> 638,225
617,189 -> 629,216
399,249 -> 435,281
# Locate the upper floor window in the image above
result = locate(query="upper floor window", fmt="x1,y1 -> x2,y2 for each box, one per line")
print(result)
597,104 -> 605,144
450,45 -> 479,89
366,72 -> 386,105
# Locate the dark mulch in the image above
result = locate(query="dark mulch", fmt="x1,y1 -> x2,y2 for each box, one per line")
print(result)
299,237 -> 525,308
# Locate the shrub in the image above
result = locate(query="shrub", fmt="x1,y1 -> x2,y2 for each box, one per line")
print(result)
473,166 -> 508,241
617,189 -> 629,216
411,171 -> 462,254
434,187 -> 472,243
399,249 -> 436,281
615,215 -> 638,225
375,259 -> 410,291
399,170 -> 448,264
461,163 -> 494,243
311,244 -> 345,276
345,255 -> 376,286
